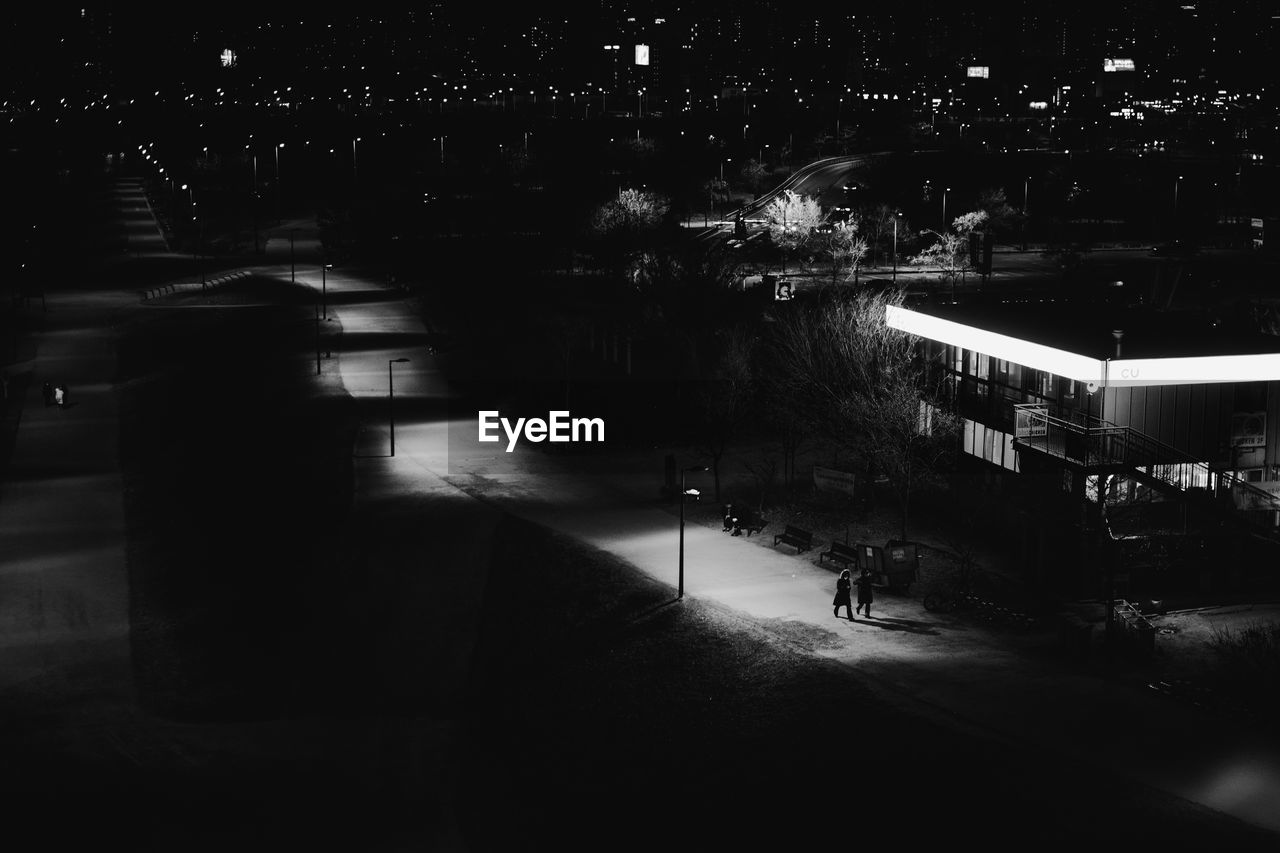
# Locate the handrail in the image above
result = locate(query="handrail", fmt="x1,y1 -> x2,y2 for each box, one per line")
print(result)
1012,404 -> 1278,511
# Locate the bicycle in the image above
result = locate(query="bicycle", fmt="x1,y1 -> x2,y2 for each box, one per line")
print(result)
922,564 -> 1038,630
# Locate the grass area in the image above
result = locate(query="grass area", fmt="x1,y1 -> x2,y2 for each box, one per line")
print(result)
1207,620 -> 1280,714
117,289 -> 357,721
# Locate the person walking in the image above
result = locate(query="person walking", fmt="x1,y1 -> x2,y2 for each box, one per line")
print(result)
855,567 -> 875,618
43,381 -> 53,407
833,569 -> 854,620
54,383 -> 65,408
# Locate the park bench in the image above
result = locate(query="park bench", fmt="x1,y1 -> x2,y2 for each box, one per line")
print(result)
773,524 -> 813,553
819,540 -> 860,569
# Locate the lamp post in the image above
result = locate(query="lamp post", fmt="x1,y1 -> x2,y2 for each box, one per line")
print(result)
352,137 -> 360,184
678,465 -> 708,600
892,212 -> 900,282
942,187 -> 951,228
1174,175 -> 1183,221
1023,176 -> 1030,251
251,152 -> 260,253
388,358 -> 410,457
290,229 -> 296,282
275,142 -> 284,223
321,261 -> 330,319
314,297 -> 322,376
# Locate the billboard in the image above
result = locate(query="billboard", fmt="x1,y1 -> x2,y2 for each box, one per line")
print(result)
220,49 -> 236,68
1103,58 -> 1135,72
966,66 -> 989,79
635,44 -> 649,66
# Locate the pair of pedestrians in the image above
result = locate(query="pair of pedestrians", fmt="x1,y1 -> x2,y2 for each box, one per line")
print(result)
42,381 -> 68,408
833,568 -> 874,619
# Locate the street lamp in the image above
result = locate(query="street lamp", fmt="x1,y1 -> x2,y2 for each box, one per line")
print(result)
352,137 -> 361,184
942,187 -> 951,228
388,358 -> 410,457
321,261 -> 331,319
1022,177 -> 1030,251
314,296 -> 322,376
251,152 -> 260,254
275,142 -> 284,223
678,465 -> 708,600
1174,175 -> 1183,220
892,212 -> 901,282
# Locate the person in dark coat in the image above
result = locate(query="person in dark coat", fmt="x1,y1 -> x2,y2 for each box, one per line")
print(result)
855,568 -> 874,618
833,569 -> 853,619
42,381 -> 53,407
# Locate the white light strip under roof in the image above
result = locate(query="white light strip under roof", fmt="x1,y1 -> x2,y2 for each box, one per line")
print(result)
1107,354 -> 1280,386
885,306 -> 1280,387
886,306 -> 1105,383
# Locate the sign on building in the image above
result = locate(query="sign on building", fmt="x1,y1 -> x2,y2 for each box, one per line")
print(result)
966,66 -> 989,79
635,44 -> 649,66
1103,58 -> 1135,72
1015,405 -> 1048,438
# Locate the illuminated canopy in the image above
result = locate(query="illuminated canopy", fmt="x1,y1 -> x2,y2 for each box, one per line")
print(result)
885,305 -> 1280,387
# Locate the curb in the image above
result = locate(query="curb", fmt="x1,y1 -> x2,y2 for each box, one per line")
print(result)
139,270 -> 251,302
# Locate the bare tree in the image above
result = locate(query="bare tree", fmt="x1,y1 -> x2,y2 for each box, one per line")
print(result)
592,188 -> 669,235
590,188 -> 671,280
739,159 -> 768,195
976,187 -> 1023,238
764,288 -> 958,540
819,218 -> 869,284
911,209 -> 987,294
763,189 -> 824,272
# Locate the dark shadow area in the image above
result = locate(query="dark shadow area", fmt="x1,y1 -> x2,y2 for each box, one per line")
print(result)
851,615 -> 941,634
118,302 -> 360,722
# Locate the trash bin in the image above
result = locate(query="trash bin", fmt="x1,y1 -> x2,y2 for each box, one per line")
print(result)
881,539 -> 919,592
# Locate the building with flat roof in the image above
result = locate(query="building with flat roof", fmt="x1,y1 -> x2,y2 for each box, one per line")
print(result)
888,299 -> 1280,599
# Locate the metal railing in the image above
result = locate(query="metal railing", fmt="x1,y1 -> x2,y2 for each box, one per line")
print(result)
1013,404 -> 1279,525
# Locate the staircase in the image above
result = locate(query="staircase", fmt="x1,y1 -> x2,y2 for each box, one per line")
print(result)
1013,404 -> 1280,540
